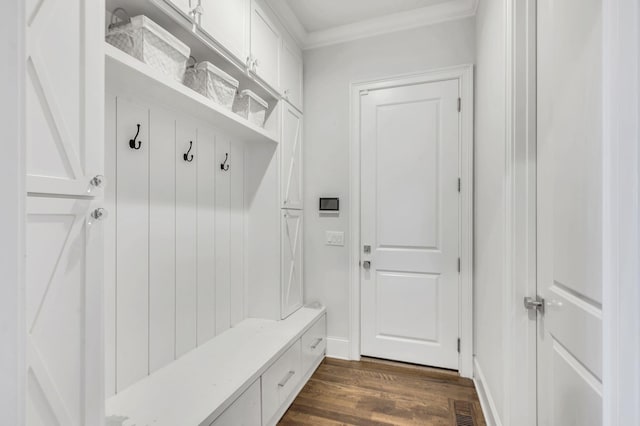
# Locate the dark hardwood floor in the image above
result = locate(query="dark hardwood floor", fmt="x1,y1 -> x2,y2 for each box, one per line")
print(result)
279,357 -> 486,426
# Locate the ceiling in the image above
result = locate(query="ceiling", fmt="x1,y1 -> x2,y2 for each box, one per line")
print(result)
284,0 -> 456,32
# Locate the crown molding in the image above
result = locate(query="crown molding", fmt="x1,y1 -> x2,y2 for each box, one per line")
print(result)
266,0 -> 478,50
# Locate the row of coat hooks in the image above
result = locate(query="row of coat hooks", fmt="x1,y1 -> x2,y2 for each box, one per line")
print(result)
129,123 -> 230,171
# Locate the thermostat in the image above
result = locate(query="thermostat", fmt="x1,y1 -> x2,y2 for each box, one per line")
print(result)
319,197 -> 339,212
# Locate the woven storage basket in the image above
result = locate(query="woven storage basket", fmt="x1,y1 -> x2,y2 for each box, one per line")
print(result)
106,13 -> 190,82
184,60 -> 239,110
233,90 -> 269,127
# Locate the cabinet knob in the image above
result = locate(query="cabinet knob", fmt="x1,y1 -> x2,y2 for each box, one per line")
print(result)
90,208 -> 108,221
89,174 -> 105,188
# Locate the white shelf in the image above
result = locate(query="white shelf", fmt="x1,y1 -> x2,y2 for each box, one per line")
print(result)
105,43 -> 279,145
105,306 -> 325,426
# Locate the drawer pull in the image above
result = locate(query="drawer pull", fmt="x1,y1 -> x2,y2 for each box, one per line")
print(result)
278,370 -> 296,387
310,338 -> 324,350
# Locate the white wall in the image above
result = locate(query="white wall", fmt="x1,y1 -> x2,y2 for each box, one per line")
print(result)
303,18 -> 475,357
473,0 -> 507,423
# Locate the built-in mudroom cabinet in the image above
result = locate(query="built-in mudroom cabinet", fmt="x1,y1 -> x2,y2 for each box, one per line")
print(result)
23,0 -> 322,424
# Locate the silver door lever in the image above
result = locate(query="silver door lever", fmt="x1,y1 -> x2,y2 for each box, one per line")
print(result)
362,260 -> 371,270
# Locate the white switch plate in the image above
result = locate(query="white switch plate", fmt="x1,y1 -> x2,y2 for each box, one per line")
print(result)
325,231 -> 345,246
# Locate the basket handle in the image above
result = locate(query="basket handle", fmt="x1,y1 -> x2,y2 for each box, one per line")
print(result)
109,7 -> 131,30
186,56 -> 198,69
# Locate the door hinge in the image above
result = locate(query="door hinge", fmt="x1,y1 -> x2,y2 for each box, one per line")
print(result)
457,258 -> 461,273
458,178 -> 461,192
457,338 -> 461,353
457,97 -> 461,112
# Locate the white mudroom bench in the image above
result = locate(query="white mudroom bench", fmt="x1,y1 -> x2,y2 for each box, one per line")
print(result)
106,306 -> 326,426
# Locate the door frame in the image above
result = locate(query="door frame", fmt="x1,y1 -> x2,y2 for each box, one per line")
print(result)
348,65 -> 474,378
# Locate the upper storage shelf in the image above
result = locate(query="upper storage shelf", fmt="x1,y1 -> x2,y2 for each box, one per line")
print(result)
105,43 -> 278,144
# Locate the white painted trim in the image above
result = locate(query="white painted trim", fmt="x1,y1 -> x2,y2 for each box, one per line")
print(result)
325,337 -> 351,360
349,65 -> 474,377
0,0 -> 25,424
266,0 -> 478,50
473,358 -> 502,426
602,0 -> 640,424
504,0 -> 538,425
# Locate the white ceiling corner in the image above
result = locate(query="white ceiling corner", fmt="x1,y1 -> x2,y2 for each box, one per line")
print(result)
266,0 -> 478,50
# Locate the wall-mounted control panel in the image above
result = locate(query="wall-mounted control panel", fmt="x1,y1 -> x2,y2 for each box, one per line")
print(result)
319,197 -> 339,212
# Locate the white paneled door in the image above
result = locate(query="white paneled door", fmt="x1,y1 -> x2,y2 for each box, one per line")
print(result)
536,0 -> 603,423
281,209 -> 303,319
25,0 -> 104,424
360,80 -> 460,369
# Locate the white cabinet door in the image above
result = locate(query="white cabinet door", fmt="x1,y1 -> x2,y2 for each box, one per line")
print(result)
281,209 -> 303,319
167,0 -> 194,16
210,379 -> 261,426
279,39 -> 303,111
250,0 -> 280,89
281,105 -> 302,209
25,0 -> 104,424
200,0 -> 249,62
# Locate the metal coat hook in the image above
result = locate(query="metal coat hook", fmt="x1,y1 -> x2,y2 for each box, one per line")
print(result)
183,141 -> 194,162
129,124 -> 142,150
220,153 -> 230,171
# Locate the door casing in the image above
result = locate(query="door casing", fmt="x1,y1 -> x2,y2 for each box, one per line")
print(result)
349,65 -> 474,378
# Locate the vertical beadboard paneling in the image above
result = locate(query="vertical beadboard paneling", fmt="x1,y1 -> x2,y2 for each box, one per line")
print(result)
116,97 -> 150,391
197,126 -> 216,344
149,107 -> 176,372
104,94 -> 117,397
175,119 -> 198,357
215,137 -> 232,334
230,141 -> 245,326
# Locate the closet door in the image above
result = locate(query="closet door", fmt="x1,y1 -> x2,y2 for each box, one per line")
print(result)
279,39 -> 303,111
24,0 -> 104,424
250,0 -> 281,89
281,209 -> 303,319
281,104 -> 303,209
200,0 -> 249,62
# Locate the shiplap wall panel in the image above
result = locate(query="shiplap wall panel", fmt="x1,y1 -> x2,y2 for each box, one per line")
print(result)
149,107 -> 177,372
197,128 -> 217,344
215,137 -> 232,334
230,141 -> 245,326
175,119 -> 198,357
116,97 -> 150,391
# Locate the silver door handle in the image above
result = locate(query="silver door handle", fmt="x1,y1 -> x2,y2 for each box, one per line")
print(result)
524,296 -> 545,314
310,338 -> 323,350
362,260 -> 371,270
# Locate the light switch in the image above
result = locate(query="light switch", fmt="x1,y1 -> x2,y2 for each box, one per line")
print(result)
325,231 -> 345,246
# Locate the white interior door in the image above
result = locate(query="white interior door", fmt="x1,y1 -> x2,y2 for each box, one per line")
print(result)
536,0 -> 603,424
25,0 -> 104,423
281,103 -> 303,209
281,209 -> 303,319
360,79 -> 460,369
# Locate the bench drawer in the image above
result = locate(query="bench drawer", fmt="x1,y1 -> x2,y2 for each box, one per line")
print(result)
301,314 -> 326,374
261,340 -> 302,424
209,379 -> 261,426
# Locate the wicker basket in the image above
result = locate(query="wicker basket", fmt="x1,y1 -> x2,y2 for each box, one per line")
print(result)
184,60 -> 239,110
106,10 -> 190,83
233,90 -> 269,127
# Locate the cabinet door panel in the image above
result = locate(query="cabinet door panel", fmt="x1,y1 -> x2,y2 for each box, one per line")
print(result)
280,39 -> 303,111
166,0 -> 193,16
281,210 -> 302,319
215,137 -> 232,334
250,0 -> 280,89
281,105 -> 303,209
201,0 -> 249,62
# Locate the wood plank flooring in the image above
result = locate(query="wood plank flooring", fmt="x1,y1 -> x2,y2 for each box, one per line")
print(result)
279,357 -> 486,426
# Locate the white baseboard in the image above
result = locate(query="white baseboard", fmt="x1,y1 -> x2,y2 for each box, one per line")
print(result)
473,357 -> 502,426
326,337 -> 350,360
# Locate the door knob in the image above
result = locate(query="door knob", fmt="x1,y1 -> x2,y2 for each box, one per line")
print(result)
362,260 -> 371,270
524,296 -> 545,314
90,208 -> 108,221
